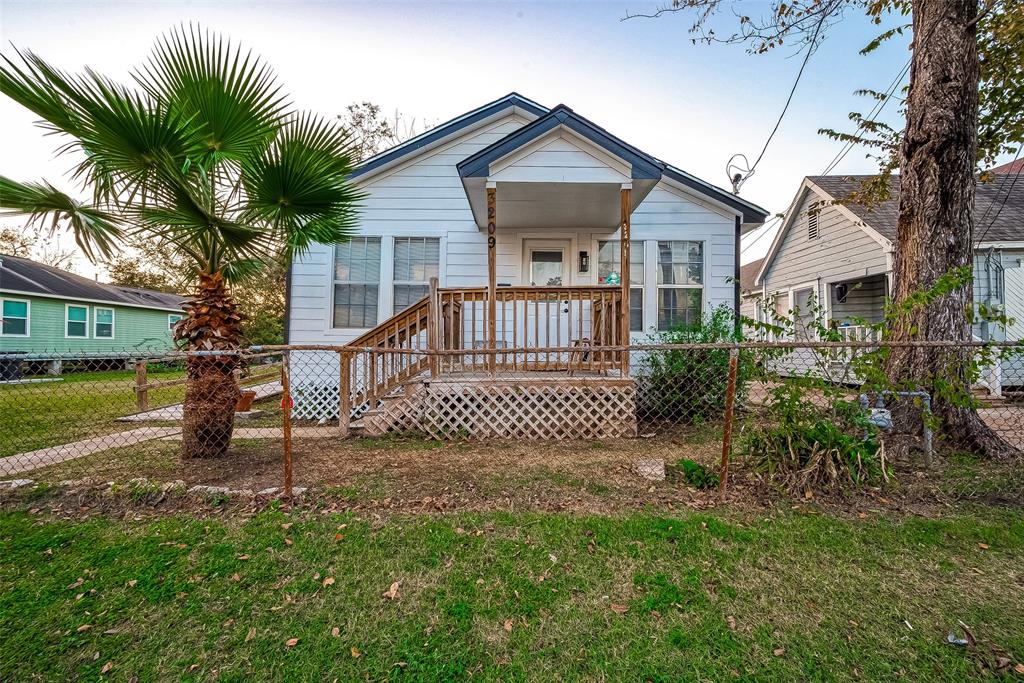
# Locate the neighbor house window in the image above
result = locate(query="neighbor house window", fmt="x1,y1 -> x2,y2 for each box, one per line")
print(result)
168,314 -> 183,331
393,237 -> 440,313
94,307 -> 114,338
598,240 -> 644,331
333,237 -> 381,328
66,304 -> 88,338
656,241 -> 704,330
1,299 -> 29,336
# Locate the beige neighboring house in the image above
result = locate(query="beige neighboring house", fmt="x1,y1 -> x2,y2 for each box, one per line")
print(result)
752,172 -> 1024,389
738,257 -> 765,327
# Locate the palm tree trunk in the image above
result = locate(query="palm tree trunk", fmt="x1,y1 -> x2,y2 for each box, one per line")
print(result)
175,271 -> 243,459
885,0 -> 1018,460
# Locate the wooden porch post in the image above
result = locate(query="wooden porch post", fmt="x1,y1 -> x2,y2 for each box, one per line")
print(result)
487,182 -> 497,374
619,185 -> 631,376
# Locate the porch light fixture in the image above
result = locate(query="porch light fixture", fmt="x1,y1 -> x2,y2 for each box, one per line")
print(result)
579,250 -> 590,273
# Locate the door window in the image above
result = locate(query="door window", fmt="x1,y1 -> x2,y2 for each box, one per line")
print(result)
529,250 -> 564,286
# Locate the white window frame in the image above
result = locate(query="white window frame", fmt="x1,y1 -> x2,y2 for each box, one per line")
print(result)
168,313 -> 183,331
65,303 -> 89,339
655,240 -> 706,331
94,306 -> 115,339
392,236 -> 441,314
0,297 -> 30,337
332,236 -> 384,330
789,281 -> 820,341
597,239 -> 645,332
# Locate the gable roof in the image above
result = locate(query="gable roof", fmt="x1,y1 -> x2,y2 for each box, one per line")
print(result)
739,258 -> 764,296
0,254 -> 185,312
457,104 -> 768,225
993,158 -> 1024,174
756,173 -> 1024,286
349,92 -> 548,180
806,174 -> 1024,243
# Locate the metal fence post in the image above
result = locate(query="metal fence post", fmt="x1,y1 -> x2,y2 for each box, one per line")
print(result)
718,346 -> 740,501
280,354 -> 294,498
134,361 -> 148,412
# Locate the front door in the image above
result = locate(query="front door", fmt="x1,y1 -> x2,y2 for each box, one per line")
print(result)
521,240 -> 573,361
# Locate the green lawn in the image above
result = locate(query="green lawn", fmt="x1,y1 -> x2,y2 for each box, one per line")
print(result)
2,506 -> 1022,681
0,368 -> 186,457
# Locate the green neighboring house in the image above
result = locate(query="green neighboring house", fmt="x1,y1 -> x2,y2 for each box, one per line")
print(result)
0,254 -> 185,370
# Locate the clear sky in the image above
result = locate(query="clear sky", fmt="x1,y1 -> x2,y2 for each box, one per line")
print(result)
0,0 -> 922,274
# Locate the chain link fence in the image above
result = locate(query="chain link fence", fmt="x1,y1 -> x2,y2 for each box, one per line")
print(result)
1,342 -> 1022,505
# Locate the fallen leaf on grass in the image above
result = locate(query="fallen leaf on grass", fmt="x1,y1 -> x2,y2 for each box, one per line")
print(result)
245,627 -> 256,643
67,578 -> 84,590
127,580 -> 137,588
284,538 -> 293,546
773,647 -> 785,657
726,616 -> 737,630
331,627 -> 340,637
100,661 -> 113,674
237,554 -> 250,561
322,576 -> 335,587
382,582 -> 400,600
281,523 -> 293,530
1014,663 -> 1024,674
230,573 -> 241,582
978,543 -> 990,550
77,624 -> 92,633
609,603 -> 628,614
503,619 -> 513,633
350,647 -> 361,658
285,638 -> 299,648
334,533 -> 345,541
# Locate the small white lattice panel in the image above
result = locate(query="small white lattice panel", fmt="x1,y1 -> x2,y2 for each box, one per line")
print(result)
405,378 -> 638,440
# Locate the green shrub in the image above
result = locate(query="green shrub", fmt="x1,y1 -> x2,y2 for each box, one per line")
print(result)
740,382 -> 891,494
676,459 -> 720,490
636,305 -> 750,424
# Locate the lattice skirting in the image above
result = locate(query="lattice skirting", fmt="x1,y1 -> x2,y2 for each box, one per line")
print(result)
407,378 -> 638,440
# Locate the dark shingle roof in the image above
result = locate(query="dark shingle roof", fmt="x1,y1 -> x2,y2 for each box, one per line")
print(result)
806,174 -> 1024,243
739,258 -> 764,295
0,254 -> 184,311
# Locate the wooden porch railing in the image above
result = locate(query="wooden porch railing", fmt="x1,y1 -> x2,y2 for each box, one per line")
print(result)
436,285 -> 624,373
340,280 -> 627,417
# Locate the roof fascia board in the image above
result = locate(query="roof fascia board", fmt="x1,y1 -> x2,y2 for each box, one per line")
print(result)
0,288 -> 183,313
662,167 -> 768,224
488,127 -> 633,180
754,181 -> 812,286
350,94 -> 547,182
977,241 -> 1024,249
459,107 -> 664,181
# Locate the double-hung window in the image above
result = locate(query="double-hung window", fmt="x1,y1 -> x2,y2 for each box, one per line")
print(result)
66,304 -> 88,338
94,307 -> 114,338
656,241 -> 704,330
393,237 -> 440,313
1,299 -> 29,336
333,237 -> 382,328
597,240 -> 644,332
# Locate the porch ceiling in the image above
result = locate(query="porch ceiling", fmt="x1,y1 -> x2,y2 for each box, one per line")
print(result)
462,178 -> 657,230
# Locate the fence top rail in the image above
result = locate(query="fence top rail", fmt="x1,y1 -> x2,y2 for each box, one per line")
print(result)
438,285 -> 623,296
236,339 -> 1024,356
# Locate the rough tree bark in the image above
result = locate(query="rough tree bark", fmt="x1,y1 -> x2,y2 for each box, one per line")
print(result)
885,0 -> 1018,460
175,271 -> 243,459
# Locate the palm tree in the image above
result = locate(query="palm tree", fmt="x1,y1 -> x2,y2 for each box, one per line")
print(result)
0,27 -> 360,458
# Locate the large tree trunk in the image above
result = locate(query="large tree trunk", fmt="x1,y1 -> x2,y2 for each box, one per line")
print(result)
885,0 -> 1018,460
175,271 -> 243,459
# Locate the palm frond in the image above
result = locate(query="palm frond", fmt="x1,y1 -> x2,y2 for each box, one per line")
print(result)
137,25 -> 288,166
242,111 -> 362,259
0,176 -> 124,261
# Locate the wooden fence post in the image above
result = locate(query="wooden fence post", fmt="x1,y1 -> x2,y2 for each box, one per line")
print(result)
338,349 -> 351,437
280,355 -> 294,498
718,347 -> 739,501
134,361 -> 148,412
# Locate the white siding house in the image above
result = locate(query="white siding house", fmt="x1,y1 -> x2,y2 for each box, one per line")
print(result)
752,174 -> 1024,389
288,94 -> 767,346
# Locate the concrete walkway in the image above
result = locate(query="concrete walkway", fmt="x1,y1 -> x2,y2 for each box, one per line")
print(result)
116,381 -> 283,422
2,426 -> 338,477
